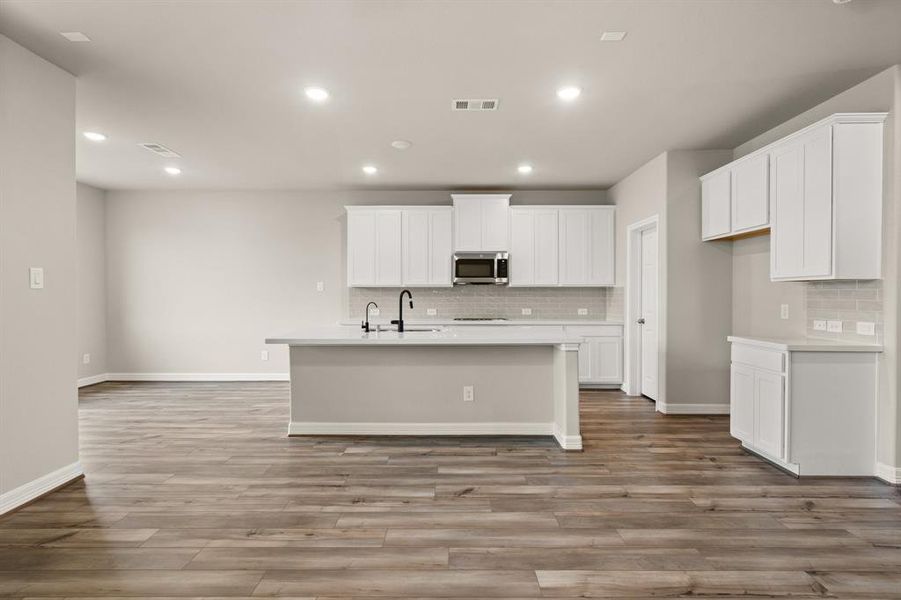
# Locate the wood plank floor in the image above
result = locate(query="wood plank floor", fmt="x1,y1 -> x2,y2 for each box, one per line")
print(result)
1,382 -> 899,598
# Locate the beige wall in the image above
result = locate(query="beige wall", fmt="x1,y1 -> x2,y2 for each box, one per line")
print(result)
77,183 -> 107,381
664,150 -> 733,408
0,36 -> 78,496
607,152 -> 668,403
731,65 -> 900,471
103,189 -> 606,375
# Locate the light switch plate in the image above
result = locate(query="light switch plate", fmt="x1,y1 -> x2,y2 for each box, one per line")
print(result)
29,267 -> 44,289
780,304 -> 789,320
426,308 -> 437,316
316,281 -> 324,292
813,320 -> 827,331
260,350 -> 269,361
577,308 -> 588,316
856,321 -> 876,336
521,308 -> 532,315
827,320 -> 843,333
82,353 -> 91,365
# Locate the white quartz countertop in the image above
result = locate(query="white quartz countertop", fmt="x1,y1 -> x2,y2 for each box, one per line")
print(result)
267,326 -> 585,346
338,318 -> 623,327
727,335 -> 883,353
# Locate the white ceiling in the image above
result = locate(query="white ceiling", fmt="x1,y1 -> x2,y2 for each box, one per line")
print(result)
1,0 -> 900,191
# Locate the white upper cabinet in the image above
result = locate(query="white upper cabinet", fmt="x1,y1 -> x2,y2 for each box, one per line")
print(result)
347,207 -> 402,287
346,206 -> 451,287
701,153 -> 769,241
558,207 -> 615,286
452,194 -> 510,251
510,208 -> 558,286
402,208 -> 453,287
770,114 -> 885,281
701,170 -> 732,239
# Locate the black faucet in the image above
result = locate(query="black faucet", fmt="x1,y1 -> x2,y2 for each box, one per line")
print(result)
361,301 -> 378,333
391,289 -> 413,332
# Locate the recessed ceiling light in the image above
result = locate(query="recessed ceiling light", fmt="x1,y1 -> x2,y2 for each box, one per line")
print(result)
164,166 -> 181,176
304,87 -> 329,102
60,32 -> 91,42
600,31 -> 627,42
362,165 -> 378,175
83,131 -> 107,142
517,164 -> 533,175
556,86 -> 581,102
391,140 -> 412,150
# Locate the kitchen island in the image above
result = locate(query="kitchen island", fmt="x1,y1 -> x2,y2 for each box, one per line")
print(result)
266,326 -> 584,449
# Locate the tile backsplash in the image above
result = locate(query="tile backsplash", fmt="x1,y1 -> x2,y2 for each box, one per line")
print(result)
348,286 -> 610,321
806,280 -> 883,344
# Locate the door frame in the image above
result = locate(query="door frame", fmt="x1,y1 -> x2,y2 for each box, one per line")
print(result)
624,215 -> 660,403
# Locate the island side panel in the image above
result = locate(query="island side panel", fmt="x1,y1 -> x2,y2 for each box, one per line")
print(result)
553,343 -> 583,450
287,345 -> 555,436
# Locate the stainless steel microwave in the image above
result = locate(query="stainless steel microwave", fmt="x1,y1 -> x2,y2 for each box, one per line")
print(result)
453,251 -> 509,285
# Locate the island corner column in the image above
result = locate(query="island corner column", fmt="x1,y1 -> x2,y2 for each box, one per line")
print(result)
553,342 -> 582,450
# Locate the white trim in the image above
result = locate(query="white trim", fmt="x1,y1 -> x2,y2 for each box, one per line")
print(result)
0,462 -> 83,516
553,428 -> 583,451
289,421 -> 554,437
875,462 -> 901,485
107,372 -> 289,382
657,402 -> 730,415
77,373 -> 108,388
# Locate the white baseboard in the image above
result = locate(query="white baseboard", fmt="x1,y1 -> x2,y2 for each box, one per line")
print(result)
106,372 -> 289,382
0,461 -> 83,516
553,428 -> 583,451
876,461 -> 901,484
289,421 -> 554,437
77,373 -> 108,388
657,402 -> 731,415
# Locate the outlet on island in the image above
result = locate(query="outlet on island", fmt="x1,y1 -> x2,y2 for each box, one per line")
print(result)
521,308 -> 532,316
463,385 -> 474,402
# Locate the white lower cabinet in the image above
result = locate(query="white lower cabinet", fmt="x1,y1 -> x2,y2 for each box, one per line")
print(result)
728,337 -> 879,476
566,325 -> 623,386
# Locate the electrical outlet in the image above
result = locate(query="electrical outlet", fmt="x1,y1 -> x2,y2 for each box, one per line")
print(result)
827,320 -> 843,333
780,304 -> 789,320
426,308 -> 437,316
260,350 -> 269,361
813,320 -> 827,331
462,385 -> 474,402
521,308 -> 532,316
577,308 -> 588,316
856,321 -> 876,336
82,353 -> 90,365
316,281 -> 324,292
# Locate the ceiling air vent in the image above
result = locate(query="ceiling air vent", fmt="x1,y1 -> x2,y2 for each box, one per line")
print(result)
452,99 -> 499,111
138,142 -> 181,158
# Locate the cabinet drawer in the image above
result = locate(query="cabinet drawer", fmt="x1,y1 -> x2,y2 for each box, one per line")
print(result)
731,343 -> 784,373
566,325 -> 622,338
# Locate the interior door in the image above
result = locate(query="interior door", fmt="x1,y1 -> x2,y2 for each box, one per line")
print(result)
639,227 -> 659,400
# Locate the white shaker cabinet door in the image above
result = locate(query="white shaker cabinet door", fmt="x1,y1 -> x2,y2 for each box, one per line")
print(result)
453,196 -> 482,251
347,210 -> 377,286
730,363 -> 755,443
429,209 -> 453,285
588,208 -> 614,285
481,196 -> 510,251
731,153 -> 769,233
591,337 -> 623,384
754,369 -> 786,460
771,128 -> 833,279
533,209 -> 559,285
701,170 -> 731,239
509,209 -> 535,286
558,209 -> 590,285
374,210 -> 402,286
402,210 -> 431,285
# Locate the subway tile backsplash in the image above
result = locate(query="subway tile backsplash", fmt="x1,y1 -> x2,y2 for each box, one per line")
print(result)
348,286 -> 610,321
806,280 -> 883,344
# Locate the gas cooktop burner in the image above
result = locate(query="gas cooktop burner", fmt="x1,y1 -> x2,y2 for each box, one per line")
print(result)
453,317 -> 509,321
